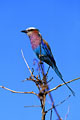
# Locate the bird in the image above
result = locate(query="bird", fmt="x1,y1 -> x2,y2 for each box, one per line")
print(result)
21,27 -> 75,96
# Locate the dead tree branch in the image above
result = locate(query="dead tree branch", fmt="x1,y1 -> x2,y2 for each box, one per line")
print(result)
46,77 -> 80,94
0,86 -> 38,96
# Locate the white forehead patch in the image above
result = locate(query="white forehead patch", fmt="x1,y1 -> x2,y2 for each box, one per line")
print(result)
26,27 -> 36,31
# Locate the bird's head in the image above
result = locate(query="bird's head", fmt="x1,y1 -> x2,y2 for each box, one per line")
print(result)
21,27 -> 40,37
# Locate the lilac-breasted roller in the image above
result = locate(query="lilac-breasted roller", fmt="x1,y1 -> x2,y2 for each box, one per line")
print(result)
21,27 -> 75,96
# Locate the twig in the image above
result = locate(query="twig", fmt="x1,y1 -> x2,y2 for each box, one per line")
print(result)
24,105 -> 41,108
22,78 -> 37,82
46,66 -> 50,76
21,49 -> 34,78
47,77 -> 53,83
0,86 -> 38,96
47,77 -> 80,94
55,95 -> 71,107
21,49 -> 43,83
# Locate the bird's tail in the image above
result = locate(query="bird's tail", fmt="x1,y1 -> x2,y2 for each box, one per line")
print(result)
52,65 -> 75,96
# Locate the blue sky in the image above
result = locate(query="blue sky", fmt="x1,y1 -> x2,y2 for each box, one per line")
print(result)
0,0 -> 80,120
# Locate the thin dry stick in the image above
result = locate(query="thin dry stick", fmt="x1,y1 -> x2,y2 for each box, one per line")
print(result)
22,78 -> 36,82
24,105 -> 41,108
21,49 -> 34,78
47,77 -> 80,94
47,77 -> 53,83
46,66 -> 50,76
21,49 -> 41,82
0,86 -> 37,96
55,95 -> 71,107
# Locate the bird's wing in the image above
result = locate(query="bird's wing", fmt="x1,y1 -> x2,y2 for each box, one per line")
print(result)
41,39 -> 56,66
42,39 -> 52,54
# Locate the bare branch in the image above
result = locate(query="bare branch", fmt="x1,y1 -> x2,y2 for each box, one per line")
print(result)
47,77 -> 53,83
21,49 -> 42,83
0,86 -> 38,96
55,95 -> 71,107
46,66 -> 50,76
24,105 -> 41,108
46,77 -> 80,94
21,49 -> 34,78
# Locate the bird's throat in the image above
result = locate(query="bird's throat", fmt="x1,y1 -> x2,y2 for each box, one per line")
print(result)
29,33 -> 41,50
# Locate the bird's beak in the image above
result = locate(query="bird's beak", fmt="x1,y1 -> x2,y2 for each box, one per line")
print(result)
21,30 -> 27,33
